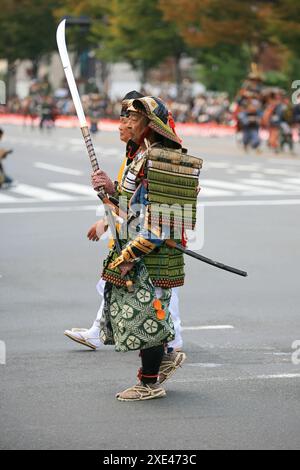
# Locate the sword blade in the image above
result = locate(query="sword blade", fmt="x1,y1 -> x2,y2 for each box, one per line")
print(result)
56,20 -> 87,128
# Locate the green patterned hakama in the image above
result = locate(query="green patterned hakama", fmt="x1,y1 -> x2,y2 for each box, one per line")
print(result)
100,262 -> 175,352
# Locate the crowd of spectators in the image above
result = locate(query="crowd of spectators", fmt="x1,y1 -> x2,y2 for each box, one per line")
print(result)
1,78 -> 233,125
2,77 -> 300,155
234,73 -> 300,153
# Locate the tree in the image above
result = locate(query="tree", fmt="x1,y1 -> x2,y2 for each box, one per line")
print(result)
158,1 -> 292,93
0,0 -> 61,96
271,0 -> 300,53
159,0 -> 274,61
195,44 -> 251,98
54,0 -> 109,53
93,0 -> 186,89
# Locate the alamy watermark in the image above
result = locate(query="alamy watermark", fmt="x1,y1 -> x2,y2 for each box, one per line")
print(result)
291,340 -> 300,365
0,80 -> 6,105
291,80 -> 300,105
0,340 -> 6,365
95,199 -> 205,251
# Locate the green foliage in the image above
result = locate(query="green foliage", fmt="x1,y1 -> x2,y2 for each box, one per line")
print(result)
1,0 -> 300,97
0,0 -> 61,62
194,45 -> 251,98
93,0 -> 186,75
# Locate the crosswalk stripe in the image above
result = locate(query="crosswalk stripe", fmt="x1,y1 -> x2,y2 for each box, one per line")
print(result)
1,176 -> 300,206
34,162 -> 83,176
10,184 -> 75,201
284,178 -> 300,185
48,182 -> 95,197
0,193 -> 21,203
241,178 -> 300,192
203,178 -> 283,195
200,186 -> 234,197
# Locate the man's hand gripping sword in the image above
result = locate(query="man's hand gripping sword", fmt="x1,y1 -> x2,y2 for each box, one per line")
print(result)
56,19 -> 134,292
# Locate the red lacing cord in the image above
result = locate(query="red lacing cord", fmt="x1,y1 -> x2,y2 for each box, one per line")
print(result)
137,368 -> 159,381
181,227 -> 187,248
168,111 -> 182,143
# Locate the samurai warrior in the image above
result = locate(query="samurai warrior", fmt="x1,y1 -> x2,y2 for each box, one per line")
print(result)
91,96 -> 202,402
65,92 -> 185,357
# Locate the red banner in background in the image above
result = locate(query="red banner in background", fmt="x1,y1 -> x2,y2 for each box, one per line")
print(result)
0,113 -> 299,141
0,113 -> 236,137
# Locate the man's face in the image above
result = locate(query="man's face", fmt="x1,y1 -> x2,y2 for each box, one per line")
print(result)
119,116 -> 132,143
127,112 -> 149,144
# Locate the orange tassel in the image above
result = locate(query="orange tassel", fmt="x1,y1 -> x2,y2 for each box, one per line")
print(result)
156,310 -> 166,321
153,299 -> 162,310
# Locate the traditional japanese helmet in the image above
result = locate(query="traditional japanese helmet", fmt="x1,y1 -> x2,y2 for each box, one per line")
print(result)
127,96 -> 182,149
120,90 -> 144,117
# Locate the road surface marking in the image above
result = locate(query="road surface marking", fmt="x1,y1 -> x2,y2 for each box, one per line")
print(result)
284,178 -> 300,185
186,363 -> 222,368
0,205 -> 98,214
264,169 -> 291,175
203,179 -> 283,194
234,165 -> 261,171
200,199 -> 300,207
182,325 -> 234,331
10,184 -> 75,202
203,162 -> 230,169
3,198 -> 300,214
34,162 -> 83,176
171,373 -> 300,384
48,182 -> 95,197
256,373 -> 300,379
241,178 -> 300,192
200,186 -> 234,197
0,193 -> 24,203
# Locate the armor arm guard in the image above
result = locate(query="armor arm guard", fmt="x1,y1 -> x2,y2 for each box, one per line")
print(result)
108,183 -> 165,269
108,202 -> 165,270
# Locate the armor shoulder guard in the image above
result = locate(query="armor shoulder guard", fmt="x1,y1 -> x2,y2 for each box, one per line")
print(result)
146,147 -> 203,231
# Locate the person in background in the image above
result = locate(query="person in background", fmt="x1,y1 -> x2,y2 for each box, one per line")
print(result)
0,128 -> 14,188
238,97 -> 262,152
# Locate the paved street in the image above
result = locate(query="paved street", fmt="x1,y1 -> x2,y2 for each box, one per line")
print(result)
1,124 -> 300,450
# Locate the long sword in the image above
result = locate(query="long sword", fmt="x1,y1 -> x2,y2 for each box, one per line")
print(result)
56,20 -> 247,280
56,19 -> 134,291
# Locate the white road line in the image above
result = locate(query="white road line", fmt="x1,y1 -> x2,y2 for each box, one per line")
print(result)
202,162 -> 230,169
0,205 -> 97,214
48,182 -> 95,198
0,193 -> 22,203
182,325 -> 234,331
200,199 -> 300,207
186,363 -> 222,368
264,169 -> 291,176
234,165 -> 261,171
200,186 -> 234,197
170,373 -> 300,384
284,178 -> 300,185
256,373 -> 300,379
250,173 -> 264,178
203,179 -> 282,194
34,162 -> 83,176
2,198 -> 300,214
10,184 -> 75,201
264,352 -> 291,357
241,178 -> 300,192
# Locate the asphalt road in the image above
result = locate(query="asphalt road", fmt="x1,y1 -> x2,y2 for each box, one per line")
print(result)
0,124 -> 300,450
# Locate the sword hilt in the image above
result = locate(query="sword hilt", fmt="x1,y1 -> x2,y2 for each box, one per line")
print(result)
81,126 -> 134,291
81,126 -> 99,173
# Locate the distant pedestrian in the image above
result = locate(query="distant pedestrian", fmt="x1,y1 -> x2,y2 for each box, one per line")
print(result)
0,128 -> 14,188
238,99 -> 262,152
